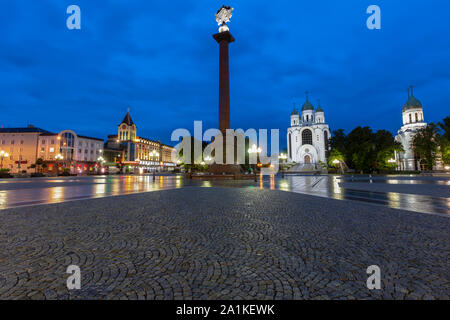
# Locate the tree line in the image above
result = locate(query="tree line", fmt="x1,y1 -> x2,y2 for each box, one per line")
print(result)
412,117 -> 450,170
328,116 -> 449,173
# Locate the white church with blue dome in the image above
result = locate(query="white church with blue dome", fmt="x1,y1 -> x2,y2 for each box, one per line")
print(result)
394,86 -> 443,171
287,91 -> 331,170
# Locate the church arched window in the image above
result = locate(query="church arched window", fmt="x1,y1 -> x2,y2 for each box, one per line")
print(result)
409,114 -> 412,123
415,113 -> 418,122
302,129 -> 312,145
288,133 -> 291,158
324,131 -> 329,150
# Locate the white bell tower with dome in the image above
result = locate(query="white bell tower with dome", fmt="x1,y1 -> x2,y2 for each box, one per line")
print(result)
394,86 -> 427,171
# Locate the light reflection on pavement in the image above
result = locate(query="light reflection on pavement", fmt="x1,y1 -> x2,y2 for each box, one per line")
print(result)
0,174 -> 449,215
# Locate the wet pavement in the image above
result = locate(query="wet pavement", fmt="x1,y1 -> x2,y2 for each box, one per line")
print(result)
1,187 -> 449,300
0,174 -> 449,215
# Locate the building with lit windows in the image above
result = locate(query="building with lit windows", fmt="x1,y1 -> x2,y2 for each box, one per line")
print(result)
287,92 -> 331,171
0,125 -> 51,173
105,111 -> 177,173
0,126 -> 104,174
38,130 -> 104,174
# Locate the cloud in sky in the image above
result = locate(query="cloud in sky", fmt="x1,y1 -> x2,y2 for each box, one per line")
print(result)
0,0 -> 449,147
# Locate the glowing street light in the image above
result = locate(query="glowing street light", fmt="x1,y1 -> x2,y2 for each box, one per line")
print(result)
248,144 -> 262,154
0,150 -> 9,169
204,156 -> 213,164
332,159 -> 340,165
248,145 -> 262,176
387,158 -> 396,164
278,153 -> 288,161
55,153 -> 64,160
278,153 -> 288,177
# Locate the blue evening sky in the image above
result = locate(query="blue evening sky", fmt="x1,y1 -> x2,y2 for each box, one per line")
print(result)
0,0 -> 449,148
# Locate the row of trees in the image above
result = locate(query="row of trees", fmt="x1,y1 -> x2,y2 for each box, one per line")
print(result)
328,127 -> 403,173
412,117 -> 450,170
328,116 -> 449,173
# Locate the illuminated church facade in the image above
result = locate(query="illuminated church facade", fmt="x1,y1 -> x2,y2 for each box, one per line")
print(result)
287,92 -> 331,169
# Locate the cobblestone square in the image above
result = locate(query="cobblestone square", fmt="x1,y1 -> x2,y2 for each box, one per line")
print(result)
0,187 -> 448,300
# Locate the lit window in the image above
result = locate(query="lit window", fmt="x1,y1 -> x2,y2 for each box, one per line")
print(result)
49,147 -> 55,153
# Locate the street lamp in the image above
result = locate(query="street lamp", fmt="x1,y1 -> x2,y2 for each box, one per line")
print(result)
54,153 -> 64,174
204,156 -> 213,164
248,144 -> 262,154
278,153 -> 288,177
248,144 -> 262,180
0,150 -> 9,169
387,158 -> 396,164
97,156 -> 106,174
332,159 -> 344,174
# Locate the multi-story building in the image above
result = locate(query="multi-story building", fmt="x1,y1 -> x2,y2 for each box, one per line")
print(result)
0,125 -> 50,173
0,125 -> 104,174
105,111 -> 177,173
38,130 -> 104,174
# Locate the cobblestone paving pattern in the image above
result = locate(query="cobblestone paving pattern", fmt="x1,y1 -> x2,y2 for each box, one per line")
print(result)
0,187 -> 448,300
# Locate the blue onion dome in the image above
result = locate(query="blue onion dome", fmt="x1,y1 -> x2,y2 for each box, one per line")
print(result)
403,86 -> 423,112
291,103 -> 299,115
316,99 -> 324,113
301,91 -> 314,111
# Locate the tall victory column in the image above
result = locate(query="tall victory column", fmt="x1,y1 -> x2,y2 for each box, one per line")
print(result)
208,5 -> 242,176
213,5 -> 234,135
